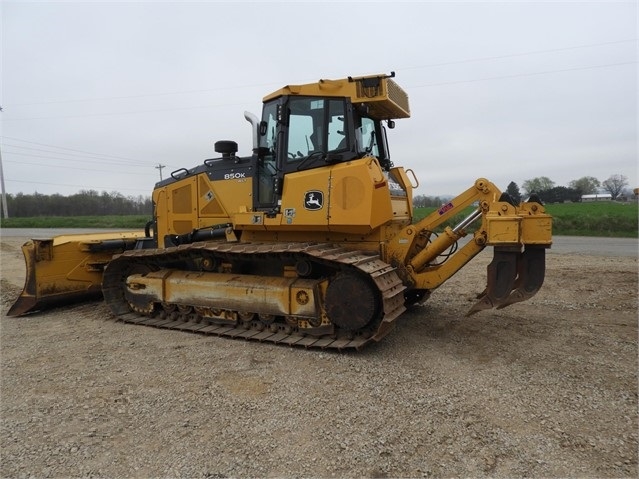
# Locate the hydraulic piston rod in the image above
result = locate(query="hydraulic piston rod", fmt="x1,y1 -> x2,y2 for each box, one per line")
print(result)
409,208 -> 482,272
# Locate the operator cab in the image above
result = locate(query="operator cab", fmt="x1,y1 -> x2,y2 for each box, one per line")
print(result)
253,94 -> 394,210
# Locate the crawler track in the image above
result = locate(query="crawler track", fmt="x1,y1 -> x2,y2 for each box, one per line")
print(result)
102,242 -> 407,350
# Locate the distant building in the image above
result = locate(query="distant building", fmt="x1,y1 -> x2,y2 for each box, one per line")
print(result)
581,193 -> 612,202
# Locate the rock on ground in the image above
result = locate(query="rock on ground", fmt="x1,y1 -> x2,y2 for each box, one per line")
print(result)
1,236 -> 636,478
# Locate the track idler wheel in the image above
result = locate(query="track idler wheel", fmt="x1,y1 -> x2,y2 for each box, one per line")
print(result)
324,272 -> 379,331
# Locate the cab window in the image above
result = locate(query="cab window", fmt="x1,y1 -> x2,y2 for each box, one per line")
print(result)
286,97 -> 348,162
355,117 -> 379,157
288,108 -> 317,160
327,100 -> 347,151
260,102 -> 278,152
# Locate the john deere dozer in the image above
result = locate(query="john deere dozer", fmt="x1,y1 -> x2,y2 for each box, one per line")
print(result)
8,72 -> 552,350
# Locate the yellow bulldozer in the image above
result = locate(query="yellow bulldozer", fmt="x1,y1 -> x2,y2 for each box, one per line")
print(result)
8,72 -> 552,350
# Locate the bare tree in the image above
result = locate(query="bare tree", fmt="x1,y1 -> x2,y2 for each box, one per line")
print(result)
602,174 -> 629,200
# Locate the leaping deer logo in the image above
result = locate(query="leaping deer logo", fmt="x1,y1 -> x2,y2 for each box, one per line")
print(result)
304,191 -> 324,210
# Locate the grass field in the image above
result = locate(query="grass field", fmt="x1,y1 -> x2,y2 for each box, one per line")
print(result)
413,201 -> 637,237
0,215 -> 149,229
0,202 -> 637,237
545,201 -> 638,237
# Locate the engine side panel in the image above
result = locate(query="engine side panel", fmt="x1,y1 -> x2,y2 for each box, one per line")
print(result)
153,162 -> 254,239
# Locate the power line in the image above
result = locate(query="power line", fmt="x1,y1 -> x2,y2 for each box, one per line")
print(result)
1,135 -> 149,165
3,158 -> 154,176
3,39 -> 634,108
2,100 -> 245,122
2,143 -> 151,166
4,59 -> 636,123
407,61 -> 637,89
397,38 -> 636,71
3,82 -> 279,108
2,150 -> 169,169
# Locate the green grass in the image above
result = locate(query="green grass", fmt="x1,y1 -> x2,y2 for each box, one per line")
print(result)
414,201 -> 638,238
0,215 -> 149,229
1,202 -> 637,237
545,202 -> 638,237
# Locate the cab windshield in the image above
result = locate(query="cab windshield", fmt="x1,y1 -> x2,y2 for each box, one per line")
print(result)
260,96 -> 388,171
286,97 -> 348,161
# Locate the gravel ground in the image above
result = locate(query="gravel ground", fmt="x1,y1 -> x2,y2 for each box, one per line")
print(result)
1,235 -> 637,478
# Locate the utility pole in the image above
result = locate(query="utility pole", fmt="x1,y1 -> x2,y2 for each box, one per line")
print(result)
0,122 -> 8,219
155,163 -> 166,181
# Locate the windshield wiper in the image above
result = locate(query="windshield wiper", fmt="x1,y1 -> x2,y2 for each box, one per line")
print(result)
296,150 -> 326,170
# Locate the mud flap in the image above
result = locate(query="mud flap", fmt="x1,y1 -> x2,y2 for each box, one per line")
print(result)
466,245 -> 546,316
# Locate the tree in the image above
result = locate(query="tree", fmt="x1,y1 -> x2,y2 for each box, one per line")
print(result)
412,195 -> 445,208
568,176 -> 600,196
413,194 -> 427,208
505,181 -> 522,204
522,177 -> 555,195
602,174 -> 629,200
538,186 -> 580,204
4,191 -> 152,217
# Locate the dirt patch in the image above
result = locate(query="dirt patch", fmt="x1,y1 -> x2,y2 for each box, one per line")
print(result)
1,236 -> 636,478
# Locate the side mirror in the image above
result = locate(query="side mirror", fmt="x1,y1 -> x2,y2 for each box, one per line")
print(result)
387,119 -> 395,129
259,121 -> 268,136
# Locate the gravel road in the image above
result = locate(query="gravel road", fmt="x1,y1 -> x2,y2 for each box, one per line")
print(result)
1,235 -> 637,478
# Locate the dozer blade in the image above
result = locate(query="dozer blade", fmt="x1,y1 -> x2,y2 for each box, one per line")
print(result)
466,245 -> 546,316
7,232 -> 146,317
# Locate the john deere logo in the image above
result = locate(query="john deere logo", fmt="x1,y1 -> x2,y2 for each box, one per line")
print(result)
304,191 -> 324,210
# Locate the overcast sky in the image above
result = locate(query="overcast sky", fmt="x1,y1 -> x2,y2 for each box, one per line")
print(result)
1,1 -> 637,200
